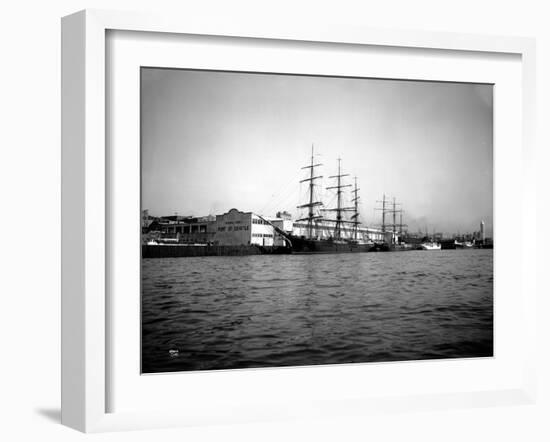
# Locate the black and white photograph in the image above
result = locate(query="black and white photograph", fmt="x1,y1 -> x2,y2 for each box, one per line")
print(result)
140,68 -> 493,374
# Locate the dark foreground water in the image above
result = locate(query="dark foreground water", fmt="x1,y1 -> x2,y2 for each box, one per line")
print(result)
141,250 -> 493,373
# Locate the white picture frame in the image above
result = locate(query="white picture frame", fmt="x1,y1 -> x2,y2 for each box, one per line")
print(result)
61,9 -> 537,433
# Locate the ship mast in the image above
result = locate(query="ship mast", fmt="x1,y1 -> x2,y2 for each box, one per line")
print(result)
393,198 -> 396,234
375,193 -> 388,234
322,158 -> 354,240
296,144 -> 323,238
389,197 -> 402,245
375,195 -> 405,244
398,211 -> 408,236
351,177 -> 361,241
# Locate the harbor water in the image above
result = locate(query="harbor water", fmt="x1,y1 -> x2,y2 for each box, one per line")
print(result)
141,250 -> 493,373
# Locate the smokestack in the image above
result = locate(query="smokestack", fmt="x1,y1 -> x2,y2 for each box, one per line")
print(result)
480,220 -> 485,243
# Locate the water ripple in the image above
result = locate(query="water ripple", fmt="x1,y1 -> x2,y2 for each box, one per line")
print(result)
141,250 -> 493,373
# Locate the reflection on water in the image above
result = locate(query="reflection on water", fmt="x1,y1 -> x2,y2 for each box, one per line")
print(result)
141,250 -> 493,373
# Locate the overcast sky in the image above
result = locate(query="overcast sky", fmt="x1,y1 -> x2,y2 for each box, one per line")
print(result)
141,68 -> 493,235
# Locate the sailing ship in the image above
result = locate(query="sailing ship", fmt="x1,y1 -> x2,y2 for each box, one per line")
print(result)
255,147 -> 429,254
371,194 -> 415,251
283,146 -> 373,253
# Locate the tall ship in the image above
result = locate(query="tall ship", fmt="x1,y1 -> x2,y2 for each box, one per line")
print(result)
282,146 -> 373,253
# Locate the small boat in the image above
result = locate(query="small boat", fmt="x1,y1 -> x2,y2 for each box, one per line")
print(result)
454,240 -> 473,248
420,241 -> 441,250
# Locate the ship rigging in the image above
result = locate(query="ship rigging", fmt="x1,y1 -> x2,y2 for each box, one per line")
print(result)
320,158 -> 356,241
296,144 -> 324,239
287,146 -> 373,253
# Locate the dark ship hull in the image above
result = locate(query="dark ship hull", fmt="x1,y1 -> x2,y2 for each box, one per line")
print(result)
287,235 -> 374,254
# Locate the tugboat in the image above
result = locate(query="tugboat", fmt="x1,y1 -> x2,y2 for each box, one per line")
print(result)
420,241 -> 442,250
454,240 -> 474,248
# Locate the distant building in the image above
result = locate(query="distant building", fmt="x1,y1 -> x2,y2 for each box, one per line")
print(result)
215,208 -> 274,246
146,215 -> 216,243
276,211 -> 292,220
